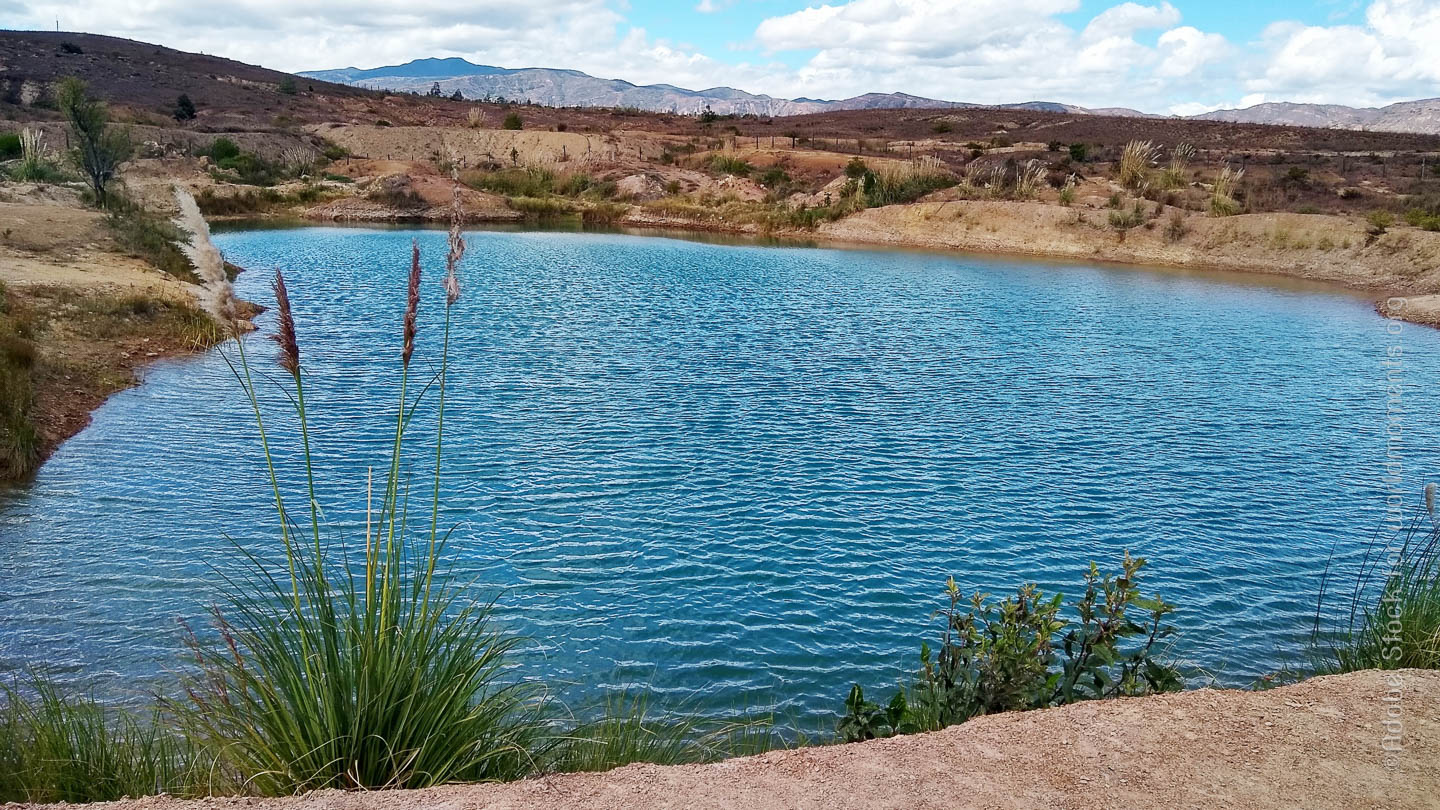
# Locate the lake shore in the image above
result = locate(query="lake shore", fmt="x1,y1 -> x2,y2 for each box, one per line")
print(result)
17,668 -> 1437,810
292,193 -> 1440,328
7,178 -> 1437,480
0,186 -> 234,481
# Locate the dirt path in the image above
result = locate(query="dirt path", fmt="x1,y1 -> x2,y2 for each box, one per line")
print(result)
43,669 -> 1438,810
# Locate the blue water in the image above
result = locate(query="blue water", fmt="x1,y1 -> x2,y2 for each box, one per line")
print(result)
1,226 -> 1436,721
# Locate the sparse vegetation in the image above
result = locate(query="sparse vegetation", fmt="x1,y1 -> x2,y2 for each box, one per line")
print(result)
0,282 -> 39,480
1058,174 -> 1077,206
103,191 -> 199,282
1164,209 -> 1189,242
194,186 -> 326,216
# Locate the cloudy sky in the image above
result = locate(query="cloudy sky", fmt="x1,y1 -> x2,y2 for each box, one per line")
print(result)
4,0 -> 1438,113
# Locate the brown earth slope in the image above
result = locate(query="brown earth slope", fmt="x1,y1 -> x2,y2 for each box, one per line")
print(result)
36,669 -> 1439,810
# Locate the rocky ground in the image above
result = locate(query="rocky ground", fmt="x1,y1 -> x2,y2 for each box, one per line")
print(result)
21,669 -> 1436,810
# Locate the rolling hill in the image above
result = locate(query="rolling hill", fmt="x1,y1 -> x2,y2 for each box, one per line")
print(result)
301,57 -> 1440,134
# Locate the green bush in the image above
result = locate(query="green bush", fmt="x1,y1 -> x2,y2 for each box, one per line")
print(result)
195,188 -> 284,216
1108,202 -> 1146,231
463,166 -> 555,197
0,132 -> 20,160
207,137 -> 241,162
759,167 -> 791,187
1402,208 -> 1440,231
502,112 -> 523,130
212,152 -> 282,187
838,554 -> 1181,742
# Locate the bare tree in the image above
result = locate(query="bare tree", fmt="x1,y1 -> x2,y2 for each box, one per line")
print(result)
55,77 -> 131,208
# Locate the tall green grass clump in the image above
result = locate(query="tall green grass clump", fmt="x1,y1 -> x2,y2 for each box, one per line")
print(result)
1117,140 -> 1157,192
1160,142 -> 1194,190
860,157 -> 955,207
708,153 -> 753,176
1313,496 -> 1440,672
1210,167 -> 1244,216
0,676 -> 210,803
838,553 -> 1182,742
179,189 -> 544,792
12,128 -> 64,183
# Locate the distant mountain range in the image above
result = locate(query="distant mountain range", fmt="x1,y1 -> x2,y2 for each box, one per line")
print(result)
1193,99 -> 1440,134
299,58 -> 1153,119
300,58 -> 1440,134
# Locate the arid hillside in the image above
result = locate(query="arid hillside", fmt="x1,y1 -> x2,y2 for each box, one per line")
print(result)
4,30 -> 1440,320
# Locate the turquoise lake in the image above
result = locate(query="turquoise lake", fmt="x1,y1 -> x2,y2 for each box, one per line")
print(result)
1,226 -> 1436,723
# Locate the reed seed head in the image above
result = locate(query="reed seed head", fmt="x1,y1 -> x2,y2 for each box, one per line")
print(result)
271,270 -> 300,376
445,182 -> 466,306
404,240 -> 421,366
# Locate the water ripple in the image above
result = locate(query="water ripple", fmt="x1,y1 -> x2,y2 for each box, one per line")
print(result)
0,226 -> 1437,724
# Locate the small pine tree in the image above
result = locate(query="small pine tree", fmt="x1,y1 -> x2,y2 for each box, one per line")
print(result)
173,93 -> 196,121
278,77 -> 297,95
449,89 -> 464,102
428,82 -> 443,97
502,112 -> 523,130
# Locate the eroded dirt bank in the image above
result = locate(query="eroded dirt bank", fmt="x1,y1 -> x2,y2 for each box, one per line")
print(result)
814,200 -> 1440,301
0,185 -> 226,479
32,669 -> 1438,810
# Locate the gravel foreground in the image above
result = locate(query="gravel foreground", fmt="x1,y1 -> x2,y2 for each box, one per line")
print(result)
21,670 -> 1437,810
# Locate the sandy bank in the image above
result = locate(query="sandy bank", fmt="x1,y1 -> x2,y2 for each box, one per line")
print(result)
814,201 -> 1440,299
23,669 -> 1435,810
